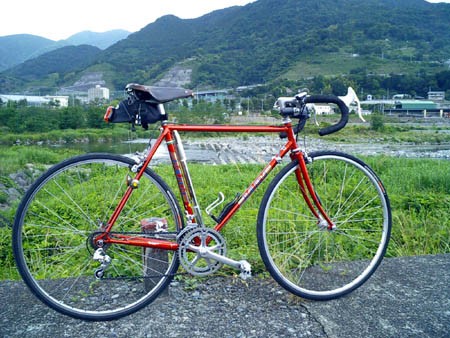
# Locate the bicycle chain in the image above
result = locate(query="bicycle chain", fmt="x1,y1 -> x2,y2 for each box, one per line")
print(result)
88,230 -> 232,280
88,231 -> 179,248
87,231 -> 185,280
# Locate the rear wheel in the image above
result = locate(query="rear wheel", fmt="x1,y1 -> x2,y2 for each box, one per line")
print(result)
13,153 -> 182,320
257,151 -> 391,300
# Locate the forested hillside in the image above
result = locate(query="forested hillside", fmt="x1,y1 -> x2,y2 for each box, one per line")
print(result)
0,45 -> 102,93
0,30 -> 130,73
92,0 -> 450,88
0,35 -> 54,72
1,0 -> 450,95
6,45 -> 101,79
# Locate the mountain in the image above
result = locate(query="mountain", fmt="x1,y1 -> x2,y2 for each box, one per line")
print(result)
64,30 -> 130,50
92,0 -> 450,89
6,45 -> 101,78
0,45 -> 102,93
1,0 -> 450,94
0,30 -> 130,72
0,35 -> 54,72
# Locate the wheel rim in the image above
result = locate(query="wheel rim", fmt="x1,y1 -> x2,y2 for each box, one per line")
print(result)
14,155 -> 181,319
261,154 -> 391,298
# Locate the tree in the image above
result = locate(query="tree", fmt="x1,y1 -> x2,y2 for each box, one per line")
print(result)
86,107 -> 106,129
370,112 -> 384,132
436,71 -> 450,90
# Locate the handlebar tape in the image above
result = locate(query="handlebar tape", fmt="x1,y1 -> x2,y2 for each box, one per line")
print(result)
304,95 -> 349,136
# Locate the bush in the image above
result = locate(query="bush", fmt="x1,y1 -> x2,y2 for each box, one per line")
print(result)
370,113 -> 384,131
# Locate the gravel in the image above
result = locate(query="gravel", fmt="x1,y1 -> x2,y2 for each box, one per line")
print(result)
2,255 -> 449,337
0,276 -> 326,338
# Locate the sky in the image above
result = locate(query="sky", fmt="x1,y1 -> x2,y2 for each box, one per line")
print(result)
0,1 -> 256,41
0,0 -> 448,41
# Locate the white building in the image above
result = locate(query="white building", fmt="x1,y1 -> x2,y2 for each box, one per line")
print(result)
427,91 -> 445,101
311,104 -> 334,115
88,85 -> 110,102
0,94 -> 68,107
47,96 -> 69,107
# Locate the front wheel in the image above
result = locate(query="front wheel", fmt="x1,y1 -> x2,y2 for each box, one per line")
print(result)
13,153 -> 183,320
257,151 -> 391,300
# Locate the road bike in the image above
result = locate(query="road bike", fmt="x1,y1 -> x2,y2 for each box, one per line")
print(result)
12,84 -> 391,321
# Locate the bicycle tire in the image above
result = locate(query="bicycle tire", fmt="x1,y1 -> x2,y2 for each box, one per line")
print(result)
13,153 -> 183,320
257,151 -> 391,300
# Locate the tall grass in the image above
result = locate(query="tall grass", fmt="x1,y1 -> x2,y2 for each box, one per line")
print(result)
1,152 -> 448,280
366,157 -> 450,256
154,157 -> 450,271
0,146 -> 81,175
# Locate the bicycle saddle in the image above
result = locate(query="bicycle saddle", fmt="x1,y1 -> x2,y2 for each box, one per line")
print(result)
126,83 -> 194,103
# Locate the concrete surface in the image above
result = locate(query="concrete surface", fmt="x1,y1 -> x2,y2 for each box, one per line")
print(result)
0,254 -> 448,337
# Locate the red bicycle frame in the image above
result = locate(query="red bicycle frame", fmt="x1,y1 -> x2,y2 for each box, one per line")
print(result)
96,120 -> 334,250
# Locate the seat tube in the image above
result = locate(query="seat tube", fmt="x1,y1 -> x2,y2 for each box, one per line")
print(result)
168,129 -> 204,226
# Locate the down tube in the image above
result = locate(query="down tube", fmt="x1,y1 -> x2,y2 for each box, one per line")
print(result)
213,140 -> 293,232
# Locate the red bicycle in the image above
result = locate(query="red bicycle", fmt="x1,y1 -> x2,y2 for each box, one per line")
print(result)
13,84 -> 391,321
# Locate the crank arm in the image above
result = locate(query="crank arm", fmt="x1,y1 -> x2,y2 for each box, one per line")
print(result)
188,245 -> 252,279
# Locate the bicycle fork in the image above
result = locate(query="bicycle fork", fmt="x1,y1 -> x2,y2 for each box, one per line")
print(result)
292,150 -> 336,230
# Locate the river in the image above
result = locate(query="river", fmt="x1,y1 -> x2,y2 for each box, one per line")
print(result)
62,135 -> 450,164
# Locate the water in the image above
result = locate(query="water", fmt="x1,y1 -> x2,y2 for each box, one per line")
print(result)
68,138 -> 450,162
66,136 -> 450,163
55,140 -> 147,155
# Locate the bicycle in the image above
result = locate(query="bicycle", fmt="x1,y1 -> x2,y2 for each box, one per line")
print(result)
12,84 -> 391,321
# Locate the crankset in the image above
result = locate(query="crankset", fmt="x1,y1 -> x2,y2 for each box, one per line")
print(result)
178,227 -> 252,279
178,228 -> 226,277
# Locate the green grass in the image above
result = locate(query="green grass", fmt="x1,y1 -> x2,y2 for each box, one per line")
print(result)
0,146 -> 81,176
367,157 -> 450,257
283,52 -> 447,79
152,158 -> 450,272
1,145 -> 449,280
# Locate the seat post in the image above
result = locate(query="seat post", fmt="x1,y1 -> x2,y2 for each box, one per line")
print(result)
157,103 -> 166,117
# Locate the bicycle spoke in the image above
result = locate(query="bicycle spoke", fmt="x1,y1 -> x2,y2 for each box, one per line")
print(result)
258,152 -> 391,300
14,154 -> 182,320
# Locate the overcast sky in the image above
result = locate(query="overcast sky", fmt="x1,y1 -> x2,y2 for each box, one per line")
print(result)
0,1 -> 256,40
0,0 -> 448,41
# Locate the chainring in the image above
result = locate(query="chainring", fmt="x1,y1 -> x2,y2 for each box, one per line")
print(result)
178,228 -> 226,277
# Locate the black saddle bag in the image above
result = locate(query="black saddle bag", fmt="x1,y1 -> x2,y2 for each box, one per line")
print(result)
104,99 -> 162,129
